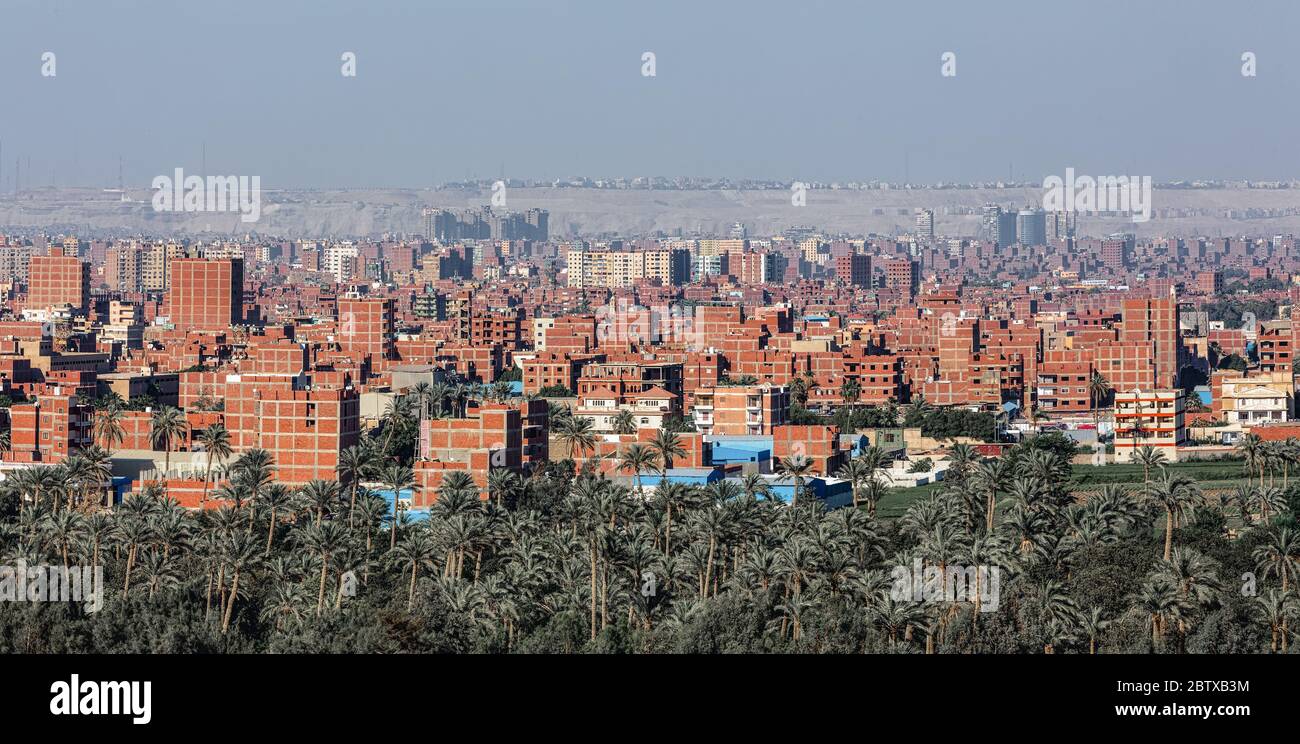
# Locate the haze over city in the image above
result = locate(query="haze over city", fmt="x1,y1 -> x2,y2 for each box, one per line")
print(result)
3,0 -> 1300,189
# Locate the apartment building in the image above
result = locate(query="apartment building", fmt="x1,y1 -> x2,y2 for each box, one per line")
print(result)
691,384 -> 789,436
1113,389 -> 1186,462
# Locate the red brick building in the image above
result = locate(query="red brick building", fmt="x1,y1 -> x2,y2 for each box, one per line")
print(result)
168,258 -> 243,331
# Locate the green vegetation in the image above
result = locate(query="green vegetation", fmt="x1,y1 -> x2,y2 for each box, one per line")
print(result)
1,392 -> 1296,654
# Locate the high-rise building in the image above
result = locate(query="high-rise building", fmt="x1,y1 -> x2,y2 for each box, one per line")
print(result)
168,257 -> 243,331
884,258 -> 919,296
1102,234 -> 1134,272
567,248 -> 689,288
1120,288 -> 1180,390
337,296 -> 395,361
27,246 -> 90,315
915,209 -> 935,239
835,252 -> 872,287
1016,207 -> 1047,247
997,210 -> 1017,247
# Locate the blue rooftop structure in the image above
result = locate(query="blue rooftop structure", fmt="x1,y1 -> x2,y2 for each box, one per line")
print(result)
638,467 -> 723,490
711,444 -> 770,466
760,476 -> 853,509
373,488 -> 431,523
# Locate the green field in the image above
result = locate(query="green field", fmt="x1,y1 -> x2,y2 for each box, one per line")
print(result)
874,457 -> 1257,520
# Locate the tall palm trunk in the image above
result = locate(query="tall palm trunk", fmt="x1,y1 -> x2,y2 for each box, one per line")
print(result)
201,451 -> 214,507
408,563 -> 419,610
265,508 -> 277,556
1164,506 -> 1174,561
589,540 -> 598,641
317,555 -> 330,615
222,570 -> 241,632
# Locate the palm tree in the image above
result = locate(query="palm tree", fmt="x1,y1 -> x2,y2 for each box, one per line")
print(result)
1144,469 -> 1200,561
946,443 -> 979,484
296,520 -> 348,615
648,428 -> 686,475
336,444 -> 375,525
555,415 -> 596,461
393,529 -> 439,610
380,395 -> 417,457
1254,589 -> 1298,653
486,467 -> 521,509
1087,371 -> 1111,430
92,405 -> 126,454
196,423 -> 232,508
149,406 -> 187,482
775,455 -> 815,509
835,457 -> 872,511
1236,433 -> 1267,490
861,477 -> 889,520
1132,445 -> 1166,487
298,479 -> 341,528
1254,527 -> 1300,596
380,462 -> 418,550
1134,576 -> 1187,652
257,483 -> 294,555
974,458 -> 1009,533
739,472 -> 772,501
656,481 -> 691,557
617,443 -> 659,496
230,449 -> 275,514
612,409 -> 637,435
839,377 -> 861,418
220,531 -> 260,633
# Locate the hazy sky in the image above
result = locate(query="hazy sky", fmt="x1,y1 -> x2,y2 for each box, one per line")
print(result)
2,0 -> 1298,189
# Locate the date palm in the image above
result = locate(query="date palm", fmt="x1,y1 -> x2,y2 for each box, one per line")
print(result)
1080,607 -> 1110,655
393,529 -> 439,610
298,479 -> 341,528
1144,469 -> 1200,561
486,467 -> 522,509
380,462 -> 418,550
555,415 -> 596,461
196,423 -> 232,508
257,483 -> 295,555
617,443 -> 660,497
1254,589 -> 1298,653
775,455 -> 815,509
648,428 -> 686,474
220,531 -> 260,633
1127,445 -> 1164,487
1254,526 -> 1300,650
612,409 -> 637,435
835,457 -> 873,511
1236,433 -> 1267,490
93,405 -> 126,455
973,458 -> 1010,533
149,406 -> 187,482
1133,576 -> 1187,652
839,377 -> 861,417
295,520 -> 348,616
336,444 -> 375,526
1087,371 -> 1111,430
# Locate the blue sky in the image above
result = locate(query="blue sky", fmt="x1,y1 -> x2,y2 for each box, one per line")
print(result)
1,0 -> 1297,188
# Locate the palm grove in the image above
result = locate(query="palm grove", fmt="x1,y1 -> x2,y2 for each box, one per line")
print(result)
1,383 -> 1298,654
